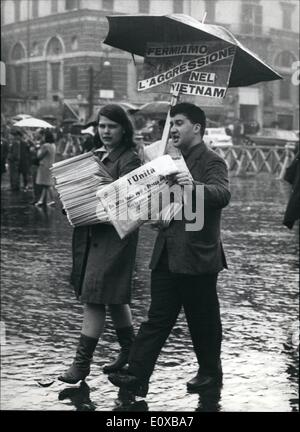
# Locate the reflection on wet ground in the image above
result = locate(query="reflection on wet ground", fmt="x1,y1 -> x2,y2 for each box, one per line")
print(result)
0,174 -> 298,411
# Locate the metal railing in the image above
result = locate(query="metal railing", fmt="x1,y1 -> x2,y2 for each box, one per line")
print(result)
213,145 -> 295,178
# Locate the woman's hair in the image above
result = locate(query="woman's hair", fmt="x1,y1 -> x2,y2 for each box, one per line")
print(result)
44,129 -> 55,143
97,104 -> 135,148
93,129 -> 102,149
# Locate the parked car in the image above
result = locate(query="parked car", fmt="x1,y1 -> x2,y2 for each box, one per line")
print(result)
203,127 -> 233,148
246,128 -> 299,151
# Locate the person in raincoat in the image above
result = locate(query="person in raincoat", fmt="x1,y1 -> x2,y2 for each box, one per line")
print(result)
283,151 -> 300,230
35,129 -> 56,206
58,104 -> 141,384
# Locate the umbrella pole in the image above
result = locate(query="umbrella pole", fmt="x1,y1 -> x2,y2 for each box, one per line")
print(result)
160,86 -> 180,156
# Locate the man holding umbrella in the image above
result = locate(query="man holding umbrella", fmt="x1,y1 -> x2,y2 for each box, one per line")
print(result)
108,102 -> 230,397
103,10 -> 281,399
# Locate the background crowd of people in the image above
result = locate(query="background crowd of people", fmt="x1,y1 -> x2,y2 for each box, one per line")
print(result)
0,123 -> 101,204
0,112 -> 155,206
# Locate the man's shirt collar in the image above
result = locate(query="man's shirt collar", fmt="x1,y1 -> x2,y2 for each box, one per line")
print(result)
182,141 -> 206,161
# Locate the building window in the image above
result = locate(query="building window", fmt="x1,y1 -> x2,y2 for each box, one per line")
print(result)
139,0 -> 149,14
277,114 -> 293,130
51,0 -> 58,13
32,0 -> 39,18
6,65 -> 12,93
241,2 -> 263,35
46,37 -> 63,56
1,1 -> 4,26
282,8 -> 292,29
279,78 -> 290,101
71,36 -> 78,50
103,0 -> 114,10
46,38 -> 63,94
204,0 -> 216,23
51,63 -> 61,91
31,70 -> 39,91
281,2 -> 295,30
15,65 -> 24,92
70,66 -> 78,89
14,0 -> 20,22
100,61 -> 113,90
65,0 -> 79,10
173,0 -> 183,13
11,43 -> 25,60
275,51 -> 295,68
31,41 -> 39,56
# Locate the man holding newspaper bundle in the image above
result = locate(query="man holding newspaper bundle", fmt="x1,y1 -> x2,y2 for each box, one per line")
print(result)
109,102 -> 231,397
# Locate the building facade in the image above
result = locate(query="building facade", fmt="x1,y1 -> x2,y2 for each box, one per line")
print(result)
1,0 -> 299,128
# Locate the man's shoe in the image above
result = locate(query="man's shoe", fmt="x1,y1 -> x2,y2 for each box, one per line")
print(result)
108,372 -> 148,397
187,372 -> 222,392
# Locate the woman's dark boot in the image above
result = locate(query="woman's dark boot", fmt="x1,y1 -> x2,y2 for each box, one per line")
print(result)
103,326 -> 135,374
58,334 -> 98,384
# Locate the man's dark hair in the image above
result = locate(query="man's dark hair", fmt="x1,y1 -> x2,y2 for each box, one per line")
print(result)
170,103 -> 206,137
10,127 -> 22,137
44,129 -> 55,143
158,119 -> 166,129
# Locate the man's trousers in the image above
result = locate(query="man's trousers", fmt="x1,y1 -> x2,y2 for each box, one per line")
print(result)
128,269 -> 222,382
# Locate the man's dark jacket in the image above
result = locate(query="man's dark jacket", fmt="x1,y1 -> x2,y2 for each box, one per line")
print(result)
283,152 -> 300,229
150,142 -> 231,274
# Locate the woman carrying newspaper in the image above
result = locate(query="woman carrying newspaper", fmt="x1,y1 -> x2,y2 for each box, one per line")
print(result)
59,104 -> 141,384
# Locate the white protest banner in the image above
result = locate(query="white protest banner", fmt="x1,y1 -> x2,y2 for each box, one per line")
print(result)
138,41 -> 236,104
96,155 -> 179,239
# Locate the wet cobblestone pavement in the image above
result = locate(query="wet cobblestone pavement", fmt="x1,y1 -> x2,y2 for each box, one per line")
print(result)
0,174 -> 298,411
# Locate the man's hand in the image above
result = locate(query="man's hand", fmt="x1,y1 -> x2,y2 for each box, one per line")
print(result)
150,220 -> 169,230
172,171 -> 195,188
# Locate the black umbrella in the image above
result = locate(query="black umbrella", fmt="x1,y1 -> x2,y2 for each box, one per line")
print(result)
137,101 -> 170,116
41,115 -> 57,125
62,118 -> 77,124
104,13 -> 281,87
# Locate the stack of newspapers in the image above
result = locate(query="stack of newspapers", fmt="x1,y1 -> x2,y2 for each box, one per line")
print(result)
51,152 -> 112,226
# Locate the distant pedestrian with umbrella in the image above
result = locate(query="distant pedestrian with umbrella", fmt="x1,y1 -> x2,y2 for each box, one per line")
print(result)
1,128 -> 9,183
232,119 -> 245,146
62,132 -> 81,159
28,129 -> 44,204
18,133 -> 31,192
7,127 -> 23,191
35,129 -> 56,206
